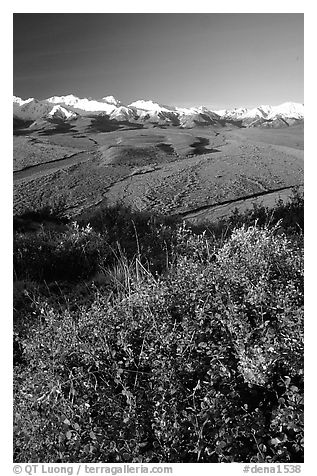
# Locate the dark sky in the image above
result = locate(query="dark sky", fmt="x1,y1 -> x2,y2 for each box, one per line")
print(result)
13,13 -> 304,109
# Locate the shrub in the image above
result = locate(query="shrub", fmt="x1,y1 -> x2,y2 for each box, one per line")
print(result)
14,222 -> 110,283
192,187 -> 304,241
14,223 -> 303,463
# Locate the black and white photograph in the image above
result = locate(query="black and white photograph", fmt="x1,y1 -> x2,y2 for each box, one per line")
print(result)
12,8 -> 304,468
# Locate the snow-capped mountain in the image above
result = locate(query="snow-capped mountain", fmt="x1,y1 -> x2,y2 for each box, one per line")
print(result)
13,98 -> 54,121
13,97 -> 78,122
13,94 -> 304,129
216,106 -> 268,121
102,95 -> 121,107
46,94 -> 119,114
177,108 -> 221,128
128,99 -> 174,113
13,96 -> 34,107
109,106 -> 137,121
215,102 -> 304,126
14,96 -> 35,119
267,102 -> 304,121
47,105 -> 78,121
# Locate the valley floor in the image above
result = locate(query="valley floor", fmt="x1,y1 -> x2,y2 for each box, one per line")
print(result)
13,123 -> 303,223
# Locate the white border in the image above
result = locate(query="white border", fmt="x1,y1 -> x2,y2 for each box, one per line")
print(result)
2,3 -> 312,474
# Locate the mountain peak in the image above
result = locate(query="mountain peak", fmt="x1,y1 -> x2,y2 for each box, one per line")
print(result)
13,96 -> 34,106
102,95 -> 121,106
47,104 -> 78,120
47,94 -> 80,105
265,102 -> 304,121
46,94 -> 117,113
128,99 -> 172,113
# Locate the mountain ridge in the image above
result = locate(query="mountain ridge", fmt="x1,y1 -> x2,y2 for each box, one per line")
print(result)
13,94 -> 304,129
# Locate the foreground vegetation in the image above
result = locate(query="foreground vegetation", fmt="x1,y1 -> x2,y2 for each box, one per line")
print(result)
13,192 -> 304,463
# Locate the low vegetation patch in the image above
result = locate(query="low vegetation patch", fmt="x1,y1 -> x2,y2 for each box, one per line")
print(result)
13,193 -> 304,463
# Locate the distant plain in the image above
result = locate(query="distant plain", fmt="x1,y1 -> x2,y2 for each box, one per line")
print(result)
13,119 -> 304,224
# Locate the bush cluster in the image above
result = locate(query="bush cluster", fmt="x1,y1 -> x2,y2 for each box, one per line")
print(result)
14,222 -> 109,283
13,201 -> 304,463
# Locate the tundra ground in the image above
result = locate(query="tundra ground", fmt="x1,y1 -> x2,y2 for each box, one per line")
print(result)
13,122 -> 303,223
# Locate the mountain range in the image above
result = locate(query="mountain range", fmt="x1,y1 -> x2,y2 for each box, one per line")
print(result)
13,94 -> 304,129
